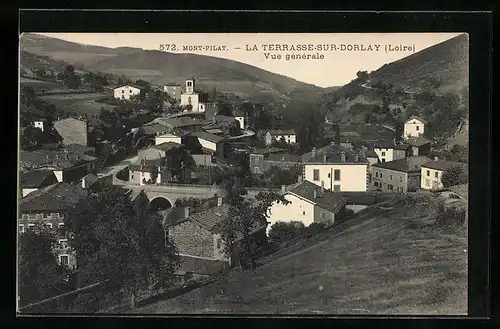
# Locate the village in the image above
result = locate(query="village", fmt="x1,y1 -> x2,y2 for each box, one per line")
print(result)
17,31 -> 471,314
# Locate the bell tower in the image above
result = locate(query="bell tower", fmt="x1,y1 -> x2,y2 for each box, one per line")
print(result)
186,77 -> 195,94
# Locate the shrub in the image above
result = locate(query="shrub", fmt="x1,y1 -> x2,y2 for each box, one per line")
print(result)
301,222 -> 327,238
441,165 -> 468,188
335,208 -> 355,224
435,203 -> 467,228
268,221 -> 305,244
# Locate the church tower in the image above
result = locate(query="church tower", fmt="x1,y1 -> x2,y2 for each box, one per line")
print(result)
186,78 -> 195,94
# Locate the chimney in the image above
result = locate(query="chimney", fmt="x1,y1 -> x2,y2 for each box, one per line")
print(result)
217,197 -> 223,207
340,151 -> 346,162
282,156 -> 286,161
297,174 -> 303,183
354,154 -> 359,162
321,181 -> 325,193
184,206 -> 190,218
323,154 -> 327,163
82,177 -> 87,189
313,190 -> 317,198
281,185 -> 286,193
312,147 -> 316,158
434,156 -> 438,161
393,137 -> 396,146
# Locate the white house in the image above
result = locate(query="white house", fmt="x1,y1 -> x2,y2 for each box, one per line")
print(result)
373,140 -> 407,163
420,158 -> 468,190
266,180 -> 348,236
180,78 -> 209,112
233,108 -> 247,130
302,144 -> 368,192
190,130 -> 225,157
113,85 -> 142,100
155,133 -> 183,145
265,129 -> 297,146
403,115 -> 427,139
33,119 -> 48,132
129,158 -> 162,185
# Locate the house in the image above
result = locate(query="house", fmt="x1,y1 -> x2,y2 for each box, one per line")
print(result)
20,149 -> 99,183
33,118 -> 49,132
420,159 -> 468,191
189,130 -> 225,158
64,144 -> 96,157
373,140 -> 406,163
302,144 -> 369,192
164,82 -> 183,101
20,169 -> 59,197
128,158 -> 165,185
405,136 -> 432,156
403,115 -> 427,139
18,182 -> 90,269
113,85 -> 142,100
262,153 -> 302,172
364,149 -> 379,167
53,118 -> 91,147
266,180 -> 348,236
167,198 -> 267,269
155,130 -> 190,145
139,123 -> 172,137
137,142 -> 184,160
371,156 -> 432,192
79,173 -> 100,191
233,108 -> 247,130
265,129 -> 297,146
180,78 -> 209,112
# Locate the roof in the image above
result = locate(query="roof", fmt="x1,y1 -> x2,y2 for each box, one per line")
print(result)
160,116 -> 210,128
365,149 -> 378,158
140,123 -> 172,135
266,153 -> 301,163
20,169 -> 58,188
191,130 -> 225,143
404,136 -> 432,147
421,160 -> 468,172
233,108 -> 247,117
302,144 -> 367,165
405,115 -> 428,124
205,128 -> 225,135
80,173 -> 99,186
268,129 -> 296,136
64,144 -> 95,155
178,256 -> 228,276
129,158 -> 163,172
165,82 -> 182,87
160,206 -> 189,227
20,149 -> 97,170
288,180 -> 348,214
250,147 -> 287,155
179,204 -> 231,232
114,84 -> 144,90
152,142 -> 183,152
394,143 -> 410,150
372,156 -> 432,173
374,140 -> 395,149
19,182 -> 88,213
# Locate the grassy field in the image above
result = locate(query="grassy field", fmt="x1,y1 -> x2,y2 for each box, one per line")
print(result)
39,92 -> 113,117
133,196 -> 467,315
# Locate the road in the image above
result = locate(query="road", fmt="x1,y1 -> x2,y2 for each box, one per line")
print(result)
97,154 -> 138,178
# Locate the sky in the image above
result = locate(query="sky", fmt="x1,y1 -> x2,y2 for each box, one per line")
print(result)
36,33 -> 463,88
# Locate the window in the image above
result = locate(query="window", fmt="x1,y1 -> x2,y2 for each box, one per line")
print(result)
425,179 -> 430,187
59,255 -> 69,266
374,182 -> 379,187
254,167 -> 260,174
22,214 -> 28,220
59,239 -> 68,249
380,173 -> 383,178
427,170 -> 430,176
58,223 -> 64,229
416,126 -> 420,131
28,224 -> 35,230
46,223 -> 53,229
381,151 -> 386,156
328,173 -> 331,178
390,175 -> 393,180
313,169 -> 320,181
333,185 -> 341,192
388,184 -> 394,191
434,171 -> 438,178
375,172 -> 379,178
216,238 -> 221,249
381,159 -> 386,163
19,224 -> 24,234
399,176 -> 403,183
302,211 -> 306,215
334,169 -> 340,181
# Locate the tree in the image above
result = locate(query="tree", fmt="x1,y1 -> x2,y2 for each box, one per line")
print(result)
217,103 -> 233,116
216,182 -> 290,271
18,223 -> 69,306
441,165 -> 468,188
65,187 -> 179,309
60,65 -> 81,89
268,221 -> 305,244
356,70 -> 369,81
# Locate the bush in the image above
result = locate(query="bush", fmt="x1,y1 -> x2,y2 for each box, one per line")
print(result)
335,208 -> 355,224
268,221 -> 305,244
301,222 -> 327,238
441,165 -> 468,188
435,203 -> 467,228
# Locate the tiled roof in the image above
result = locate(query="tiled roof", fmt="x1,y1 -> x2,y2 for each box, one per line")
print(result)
20,149 -> 97,170
405,136 -> 432,147
405,115 -> 428,124
205,128 -> 225,135
374,140 -> 395,149
140,123 -> 172,136
64,144 -> 95,155
266,153 -> 301,163
161,116 -> 210,128
181,204 -> 231,232
250,147 -> 286,155
115,84 -> 144,90
20,169 -> 58,188
302,144 -> 367,164
214,115 -> 237,123
372,156 -> 432,173
178,255 -> 228,276
165,82 -> 182,86
129,158 -> 163,172
268,129 -> 296,136
288,180 -> 348,214
153,142 -> 183,152
19,182 -> 88,213
191,130 -> 225,143
365,149 -> 379,158
422,160 -> 468,172
394,143 -> 410,150
80,173 -> 99,186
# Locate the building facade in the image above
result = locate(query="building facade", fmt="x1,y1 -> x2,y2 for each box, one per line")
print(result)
420,159 -> 468,190
403,116 -> 427,139
265,130 -> 297,146
180,78 -> 209,112
164,83 -> 183,102
371,156 -> 431,192
114,85 -> 142,100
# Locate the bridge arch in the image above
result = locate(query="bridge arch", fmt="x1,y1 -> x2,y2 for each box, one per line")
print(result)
149,196 -> 173,212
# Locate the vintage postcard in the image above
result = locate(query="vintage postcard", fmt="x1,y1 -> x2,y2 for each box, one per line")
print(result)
18,32 -> 469,315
